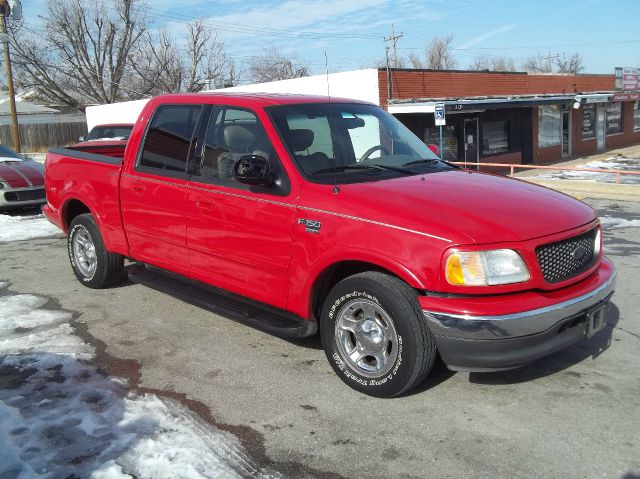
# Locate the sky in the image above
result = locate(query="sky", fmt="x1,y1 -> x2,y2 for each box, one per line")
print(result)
17,0 -> 640,81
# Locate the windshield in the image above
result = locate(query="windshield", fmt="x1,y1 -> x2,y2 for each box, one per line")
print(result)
0,144 -> 24,161
87,125 -> 133,141
268,103 -> 449,184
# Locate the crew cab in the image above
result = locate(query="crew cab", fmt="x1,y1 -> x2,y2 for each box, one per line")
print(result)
43,93 -> 616,397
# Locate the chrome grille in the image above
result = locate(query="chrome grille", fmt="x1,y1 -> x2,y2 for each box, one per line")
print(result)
536,228 -> 598,284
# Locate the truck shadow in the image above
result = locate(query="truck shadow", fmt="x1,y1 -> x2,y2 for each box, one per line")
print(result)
468,302 -> 620,385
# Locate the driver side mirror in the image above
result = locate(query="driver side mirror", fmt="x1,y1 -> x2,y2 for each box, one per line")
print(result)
233,155 -> 274,186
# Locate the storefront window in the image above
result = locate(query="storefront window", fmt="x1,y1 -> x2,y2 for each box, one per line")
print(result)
538,105 -> 561,147
606,102 -> 623,135
481,121 -> 509,156
634,101 -> 640,131
425,125 -> 458,161
582,104 -> 596,139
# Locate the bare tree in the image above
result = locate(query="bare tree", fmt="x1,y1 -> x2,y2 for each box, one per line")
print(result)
470,54 -> 492,71
132,20 -> 238,95
522,55 -> 553,73
248,47 -> 309,83
9,0 -> 146,108
555,53 -> 584,74
407,52 -> 424,69
426,35 -> 457,70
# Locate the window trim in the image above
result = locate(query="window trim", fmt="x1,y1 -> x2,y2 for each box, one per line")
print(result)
188,105 -> 292,197
633,101 -> 640,132
134,103 -> 204,178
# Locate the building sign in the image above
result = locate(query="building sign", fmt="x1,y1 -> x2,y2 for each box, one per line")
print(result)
435,102 -> 446,126
584,95 -> 609,104
613,92 -> 640,101
615,67 -> 639,91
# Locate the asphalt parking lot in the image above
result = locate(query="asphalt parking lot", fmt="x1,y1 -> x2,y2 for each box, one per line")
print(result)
1,198 -> 639,479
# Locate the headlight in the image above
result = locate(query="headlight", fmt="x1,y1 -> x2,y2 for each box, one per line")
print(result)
0,181 -> 6,189
445,249 -> 530,286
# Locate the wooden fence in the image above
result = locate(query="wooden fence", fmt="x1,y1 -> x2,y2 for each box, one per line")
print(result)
0,121 -> 88,152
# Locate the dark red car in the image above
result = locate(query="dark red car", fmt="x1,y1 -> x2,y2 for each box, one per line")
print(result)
73,123 -> 133,158
0,145 -> 45,209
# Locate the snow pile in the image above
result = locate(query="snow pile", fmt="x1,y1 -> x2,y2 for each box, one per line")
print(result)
532,156 -> 640,185
0,214 -> 62,242
0,282 -> 276,479
600,216 -> 640,230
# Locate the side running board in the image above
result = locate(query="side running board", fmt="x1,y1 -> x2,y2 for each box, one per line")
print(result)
128,264 -> 317,338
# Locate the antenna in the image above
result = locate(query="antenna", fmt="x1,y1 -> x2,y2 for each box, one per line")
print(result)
324,48 -> 331,100
324,48 -> 339,194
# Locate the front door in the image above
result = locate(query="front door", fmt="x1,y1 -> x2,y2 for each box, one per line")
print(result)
596,104 -> 606,151
186,106 -> 297,309
464,118 -> 478,168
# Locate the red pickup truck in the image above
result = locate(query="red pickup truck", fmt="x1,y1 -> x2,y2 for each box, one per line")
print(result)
44,93 -> 616,397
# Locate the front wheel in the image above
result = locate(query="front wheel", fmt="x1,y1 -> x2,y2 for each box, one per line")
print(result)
320,272 -> 436,397
68,213 -> 124,288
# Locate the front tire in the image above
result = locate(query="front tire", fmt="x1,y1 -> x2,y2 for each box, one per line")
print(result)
68,213 -> 124,288
320,272 -> 436,397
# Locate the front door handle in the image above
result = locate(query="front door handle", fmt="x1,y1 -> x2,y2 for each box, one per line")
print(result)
130,183 -> 145,193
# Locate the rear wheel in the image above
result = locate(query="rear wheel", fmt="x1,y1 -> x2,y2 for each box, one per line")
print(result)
320,272 -> 436,397
68,213 -> 124,288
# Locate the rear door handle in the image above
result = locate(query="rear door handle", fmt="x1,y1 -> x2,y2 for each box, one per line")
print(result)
196,199 -> 215,210
130,183 -> 145,193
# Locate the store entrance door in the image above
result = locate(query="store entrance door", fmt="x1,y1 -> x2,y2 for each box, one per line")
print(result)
596,104 -> 606,151
464,118 -> 478,168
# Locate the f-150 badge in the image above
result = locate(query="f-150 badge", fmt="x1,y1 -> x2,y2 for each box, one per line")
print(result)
298,218 -> 321,234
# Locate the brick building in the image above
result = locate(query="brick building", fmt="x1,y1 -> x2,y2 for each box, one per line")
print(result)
383,69 -> 640,165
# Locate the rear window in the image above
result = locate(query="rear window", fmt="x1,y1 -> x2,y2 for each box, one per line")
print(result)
139,104 -> 202,172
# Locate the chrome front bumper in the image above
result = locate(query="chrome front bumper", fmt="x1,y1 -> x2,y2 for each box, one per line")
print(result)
422,267 -> 617,372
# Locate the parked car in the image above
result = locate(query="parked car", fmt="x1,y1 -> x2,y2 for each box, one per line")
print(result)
73,123 -> 133,157
0,145 -> 46,209
44,93 -> 616,397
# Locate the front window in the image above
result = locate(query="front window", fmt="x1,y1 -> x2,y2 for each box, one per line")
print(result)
538,105 -> 561,147
268,103 -> 448,184
481,121 -> 509,156
605,102 -> 623,135
582,104 -> 596,140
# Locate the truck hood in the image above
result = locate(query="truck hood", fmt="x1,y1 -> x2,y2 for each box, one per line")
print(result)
330,170 -> 597,245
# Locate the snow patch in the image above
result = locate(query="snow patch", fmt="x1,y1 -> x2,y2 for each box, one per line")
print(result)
600,216 -> 640,230
0,286 -> 277,479
0,214 -> 61,242
0,156 -> 23,163
531,156 -> 640,185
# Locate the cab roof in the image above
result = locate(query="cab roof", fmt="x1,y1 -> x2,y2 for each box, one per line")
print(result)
150,91 -> 374,107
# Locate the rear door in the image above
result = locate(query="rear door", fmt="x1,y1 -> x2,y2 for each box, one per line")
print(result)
185,105 -> 298,309
120,103 -> 203,275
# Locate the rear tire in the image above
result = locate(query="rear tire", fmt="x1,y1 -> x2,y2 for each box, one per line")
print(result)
68,213 -> 124,288
320,272 -> 436,397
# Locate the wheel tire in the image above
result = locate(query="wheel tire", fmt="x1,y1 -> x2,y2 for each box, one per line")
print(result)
68,213 -> 124,289
320,272 -> 437,397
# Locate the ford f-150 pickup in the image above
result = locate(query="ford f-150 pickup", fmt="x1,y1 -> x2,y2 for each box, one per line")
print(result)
43,93 -> 616,397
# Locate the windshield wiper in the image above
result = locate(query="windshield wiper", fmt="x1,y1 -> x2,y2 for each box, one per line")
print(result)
402,158 -> 441,167
344,163 -> 414,174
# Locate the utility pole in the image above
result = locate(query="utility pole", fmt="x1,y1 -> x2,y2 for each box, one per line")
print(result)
384,24 -> 403,69
0,0 -> 20,152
